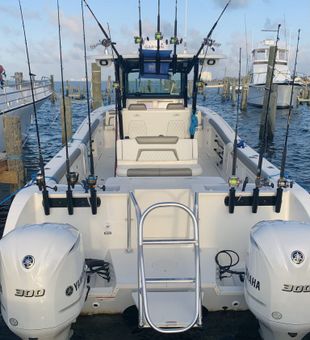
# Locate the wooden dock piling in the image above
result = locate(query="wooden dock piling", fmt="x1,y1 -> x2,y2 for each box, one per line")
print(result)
50,75 -> 57,103
91,63 -> 102,110
241,77 -> 249,111
1,116 -> 25,192
231,80 -> 236,106
60,96 -> 72,145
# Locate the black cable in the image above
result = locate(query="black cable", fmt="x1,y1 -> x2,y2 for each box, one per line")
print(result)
18,0 -> 50,215
215,250 -> 244,282
85,259 -> 110,282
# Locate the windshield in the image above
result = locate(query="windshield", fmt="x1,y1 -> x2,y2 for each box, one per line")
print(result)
127,72 -> 182,96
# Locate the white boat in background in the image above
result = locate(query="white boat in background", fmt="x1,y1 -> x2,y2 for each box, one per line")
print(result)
0,75 -> 52,152
248,39 -> 301,108
1,3 -> 310,340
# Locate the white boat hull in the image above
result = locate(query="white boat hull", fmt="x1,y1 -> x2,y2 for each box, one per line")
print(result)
248,83 -> 301,108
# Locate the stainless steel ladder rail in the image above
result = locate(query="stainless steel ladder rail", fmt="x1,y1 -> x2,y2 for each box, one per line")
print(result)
129,192 -> 202,334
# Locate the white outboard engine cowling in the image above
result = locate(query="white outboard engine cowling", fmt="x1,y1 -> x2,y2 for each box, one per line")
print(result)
0,223 -> 86,340
245,220 -> 310,340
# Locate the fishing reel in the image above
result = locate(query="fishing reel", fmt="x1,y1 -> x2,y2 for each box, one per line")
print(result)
277,177 -> 294,189
228,176 -> 241,189
170,36 -> 183,45
35,173 -> 57,192
134,36 -> 143,44
113,81 -> 120,89
196,81 -> 205,92
155,31 -> 163,41
255,177 -> 274,189
86,175 -> 98,190
66,172 -> 79,189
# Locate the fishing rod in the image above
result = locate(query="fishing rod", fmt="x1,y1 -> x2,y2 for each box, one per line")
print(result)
134,0 -> 144,75
83,0 -> 123,64
275,29 -> 301,213
83,0 -> 125,140
155,0 -> 162,74
107,22 -> 122,174
189,0 -> 231,139
57,0 -> 77,215
252,24 -> 281,214
81,0 -> 97,215
18,0 -> 50,215
188,0 -> 231,72
171,0 -> 178,74
228,48 -> 242,214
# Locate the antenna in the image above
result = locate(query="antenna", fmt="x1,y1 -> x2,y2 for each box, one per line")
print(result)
18,0 -> 50,215
228,48 -> 242,213
252,24 -> 281,214
81,0 -> 98,214
57,0 -> 76,215
275,29 -> 301,213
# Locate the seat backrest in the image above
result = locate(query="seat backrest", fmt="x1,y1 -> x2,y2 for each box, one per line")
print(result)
128,103 -> 147,110
166,103 -> 184,110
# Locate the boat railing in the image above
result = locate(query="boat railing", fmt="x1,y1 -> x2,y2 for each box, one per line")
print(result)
0,79 -> 51,110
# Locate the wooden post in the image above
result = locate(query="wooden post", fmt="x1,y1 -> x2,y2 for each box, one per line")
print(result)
60,96 -> 72,145
50,75 -> 56,103
260,46 -> 277,140
222,78 -> 230,101
3,116 -> 24,192
14,72 -> 23,89
231,80 -> 236,106
241,77 -> 249,111
91,63 -> 102,110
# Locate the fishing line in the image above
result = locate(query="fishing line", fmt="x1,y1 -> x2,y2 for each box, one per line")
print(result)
252,24 -> 281,214
57,0 -> 75,215
18,0 -> 50,215
81,0 -> 98,214
275,29 -> 301,213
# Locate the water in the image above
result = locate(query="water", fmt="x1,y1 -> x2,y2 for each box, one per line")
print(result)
22,87 -> 310,192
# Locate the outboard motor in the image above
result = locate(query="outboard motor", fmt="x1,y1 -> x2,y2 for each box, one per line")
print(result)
0,223 -> 87,340
245,220 -> 310,340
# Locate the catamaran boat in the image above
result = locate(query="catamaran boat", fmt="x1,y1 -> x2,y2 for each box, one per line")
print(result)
0,75 -> 52,152
1,2 -> 310,340
247,39 -> 301,108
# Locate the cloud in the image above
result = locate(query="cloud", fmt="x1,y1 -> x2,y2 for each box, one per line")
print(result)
212,0 -> 250,9
0,5 -> 41,20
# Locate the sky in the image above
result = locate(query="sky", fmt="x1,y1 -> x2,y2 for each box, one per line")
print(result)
0,0 -> 309,81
